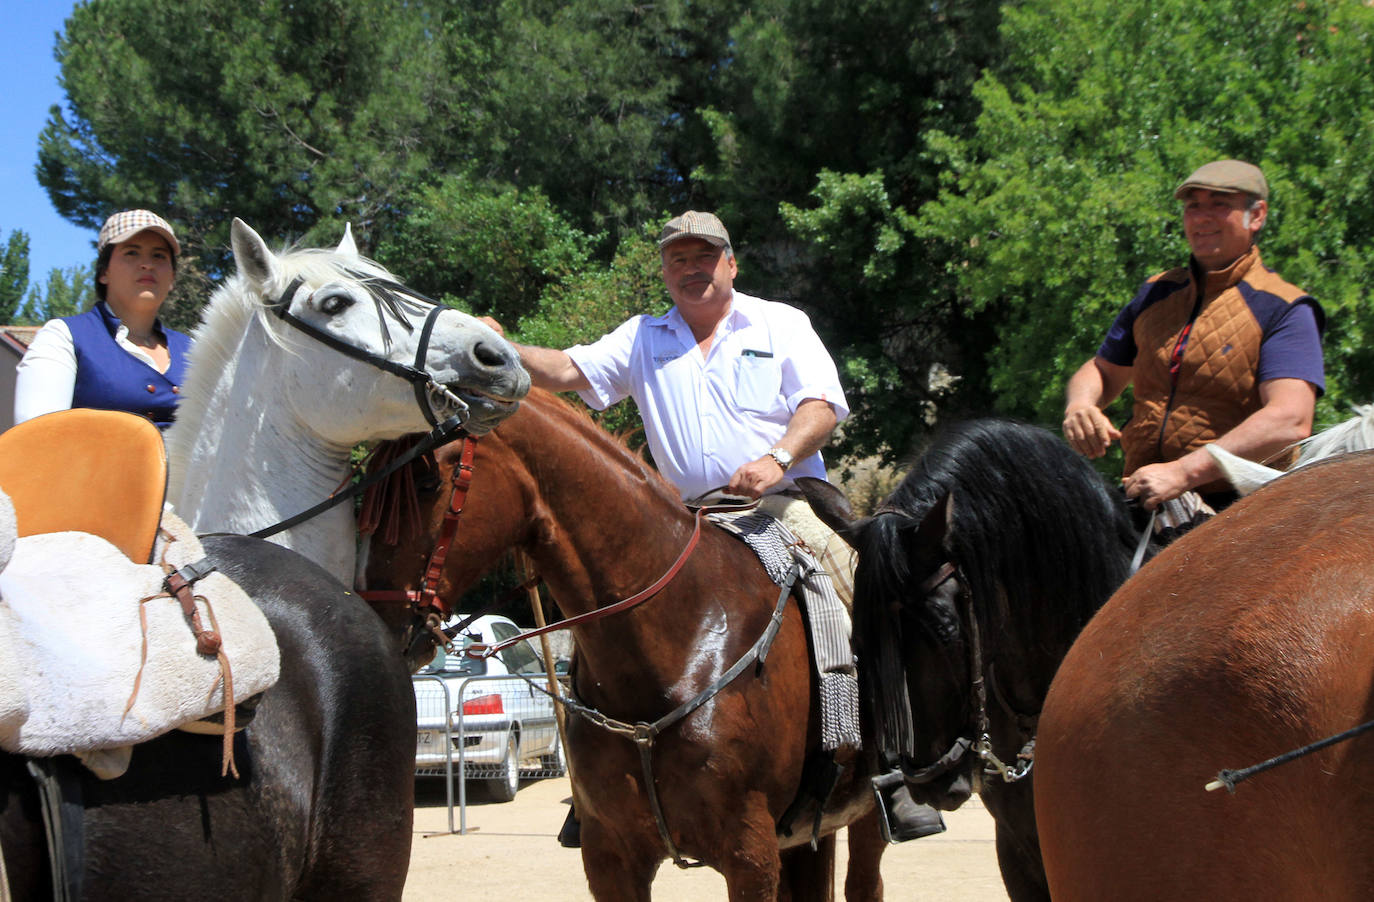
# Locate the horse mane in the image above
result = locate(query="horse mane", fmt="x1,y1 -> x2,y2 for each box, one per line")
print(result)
365,388 -> 685,539
854,419 -> 1139,753
166,245 -> 402,472
508,389 -> 688,508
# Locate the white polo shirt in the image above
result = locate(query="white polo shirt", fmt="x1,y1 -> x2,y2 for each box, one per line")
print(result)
566,292 -> 849,499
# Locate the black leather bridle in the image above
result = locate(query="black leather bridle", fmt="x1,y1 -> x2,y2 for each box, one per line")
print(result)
899,560 -> 1036,788
249,275 -> 473,539
268,274 -> 466,429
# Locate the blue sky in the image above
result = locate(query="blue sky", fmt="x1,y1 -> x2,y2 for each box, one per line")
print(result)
1,1 -> 93,292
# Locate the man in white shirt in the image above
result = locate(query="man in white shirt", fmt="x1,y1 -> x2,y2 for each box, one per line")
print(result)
495,210 -> 944,845
509,210 -> 845,502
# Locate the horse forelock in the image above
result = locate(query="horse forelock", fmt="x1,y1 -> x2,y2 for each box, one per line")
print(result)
853,512 -> 919,757
884,419 -> 1136,663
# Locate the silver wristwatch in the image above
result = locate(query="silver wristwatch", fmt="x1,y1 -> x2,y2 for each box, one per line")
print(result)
767,447 -> 794,472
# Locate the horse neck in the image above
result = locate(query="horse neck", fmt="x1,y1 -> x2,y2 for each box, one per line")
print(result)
167,319 -> 358,581
493,396 -> 711,644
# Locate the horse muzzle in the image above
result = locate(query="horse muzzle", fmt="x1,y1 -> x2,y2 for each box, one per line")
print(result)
900,737 -> 975,810
435,384 -> 525,435
905,768 -> 973,811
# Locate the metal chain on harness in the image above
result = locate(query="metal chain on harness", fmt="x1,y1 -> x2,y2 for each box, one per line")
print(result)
909,561 -> 1036,788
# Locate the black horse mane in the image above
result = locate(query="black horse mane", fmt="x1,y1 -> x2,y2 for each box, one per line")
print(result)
853,418 -> 1140,755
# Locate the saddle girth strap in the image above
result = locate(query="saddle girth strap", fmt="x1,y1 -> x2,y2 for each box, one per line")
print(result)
776,749 -> 844,850
26,756 -> 83,902
622,562 -> 801,869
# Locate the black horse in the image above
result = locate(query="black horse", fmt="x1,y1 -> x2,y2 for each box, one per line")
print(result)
0,534 -> 416,900
803,419 -> 1146,902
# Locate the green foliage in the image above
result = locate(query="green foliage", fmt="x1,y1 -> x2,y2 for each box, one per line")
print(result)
0,230 -> 31,323
35,0 -> 1374,470
372,175 -> 596,324
41,0 -> 465,277
450,0 -> 705,238
18,264 -> 95,323
692,0 -> 1009,462
914,0 -> 1374,433
515,232 -> 666,439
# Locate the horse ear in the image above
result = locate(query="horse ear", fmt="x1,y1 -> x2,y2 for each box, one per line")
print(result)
796,476 -> 859,546
915,491 -> 953,549
230,219 -> 279,290
336,223 -> 359,257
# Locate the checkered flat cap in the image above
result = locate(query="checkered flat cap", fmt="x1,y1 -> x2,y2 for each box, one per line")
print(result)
98,210 -> 181,256
659,210 -> 731,249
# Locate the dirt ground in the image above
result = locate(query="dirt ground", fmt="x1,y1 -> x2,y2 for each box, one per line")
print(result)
404,775 -> 1010,900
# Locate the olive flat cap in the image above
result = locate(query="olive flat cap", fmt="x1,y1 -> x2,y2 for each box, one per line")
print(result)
1174,160 -> 1269,201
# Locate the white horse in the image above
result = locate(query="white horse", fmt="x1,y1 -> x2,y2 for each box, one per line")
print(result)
1206,404 -> 1374,495
166,218 -> 531,580
0,221 -> 530,901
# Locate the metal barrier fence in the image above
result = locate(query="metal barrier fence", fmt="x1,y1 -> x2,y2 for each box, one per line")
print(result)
412,671 -> 571,834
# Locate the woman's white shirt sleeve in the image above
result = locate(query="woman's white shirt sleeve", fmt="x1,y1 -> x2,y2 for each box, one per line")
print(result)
14,320 -> 78,425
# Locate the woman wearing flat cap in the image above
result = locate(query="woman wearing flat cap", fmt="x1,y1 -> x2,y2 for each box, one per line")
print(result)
14,209 -> 192,429
1062,159 -> 1325,512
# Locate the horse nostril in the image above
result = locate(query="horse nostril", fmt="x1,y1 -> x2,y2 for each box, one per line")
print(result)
473,341 -> 511,368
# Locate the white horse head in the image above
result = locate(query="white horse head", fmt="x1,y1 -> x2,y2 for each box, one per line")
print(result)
166,218 -> 530,580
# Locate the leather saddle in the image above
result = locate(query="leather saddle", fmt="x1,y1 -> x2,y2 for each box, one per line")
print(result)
0,409 -> 168,565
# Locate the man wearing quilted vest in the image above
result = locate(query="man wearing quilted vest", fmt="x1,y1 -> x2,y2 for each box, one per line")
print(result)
1062,160 -> 1325,511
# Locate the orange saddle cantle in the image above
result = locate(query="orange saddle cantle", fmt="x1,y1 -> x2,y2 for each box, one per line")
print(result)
0,409 -> 168,564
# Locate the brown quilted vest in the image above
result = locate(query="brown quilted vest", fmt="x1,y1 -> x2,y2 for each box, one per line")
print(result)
1121,247 -> 1307,489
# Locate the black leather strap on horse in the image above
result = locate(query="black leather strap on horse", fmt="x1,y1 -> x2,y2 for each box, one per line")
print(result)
1206,716 -> 1374,794
548,560 -> 800,869
268,276 -> 453,427
776,749 -> 844,850
250,275 -> 473,540
26,756 -> 83,902
905,559 -> 1036,787
250,414 -> 468,541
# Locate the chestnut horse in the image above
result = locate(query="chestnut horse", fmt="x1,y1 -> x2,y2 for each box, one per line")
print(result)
801,419 -> 1146,901
362,388 -> 888,901
1035,450 -> 1374,900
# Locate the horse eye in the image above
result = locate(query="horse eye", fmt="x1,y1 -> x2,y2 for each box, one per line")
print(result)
316,292 -> 354,315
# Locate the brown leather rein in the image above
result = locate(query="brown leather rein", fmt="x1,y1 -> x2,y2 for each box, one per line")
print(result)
464,496 -> 756,660
358,436 -> 478,616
